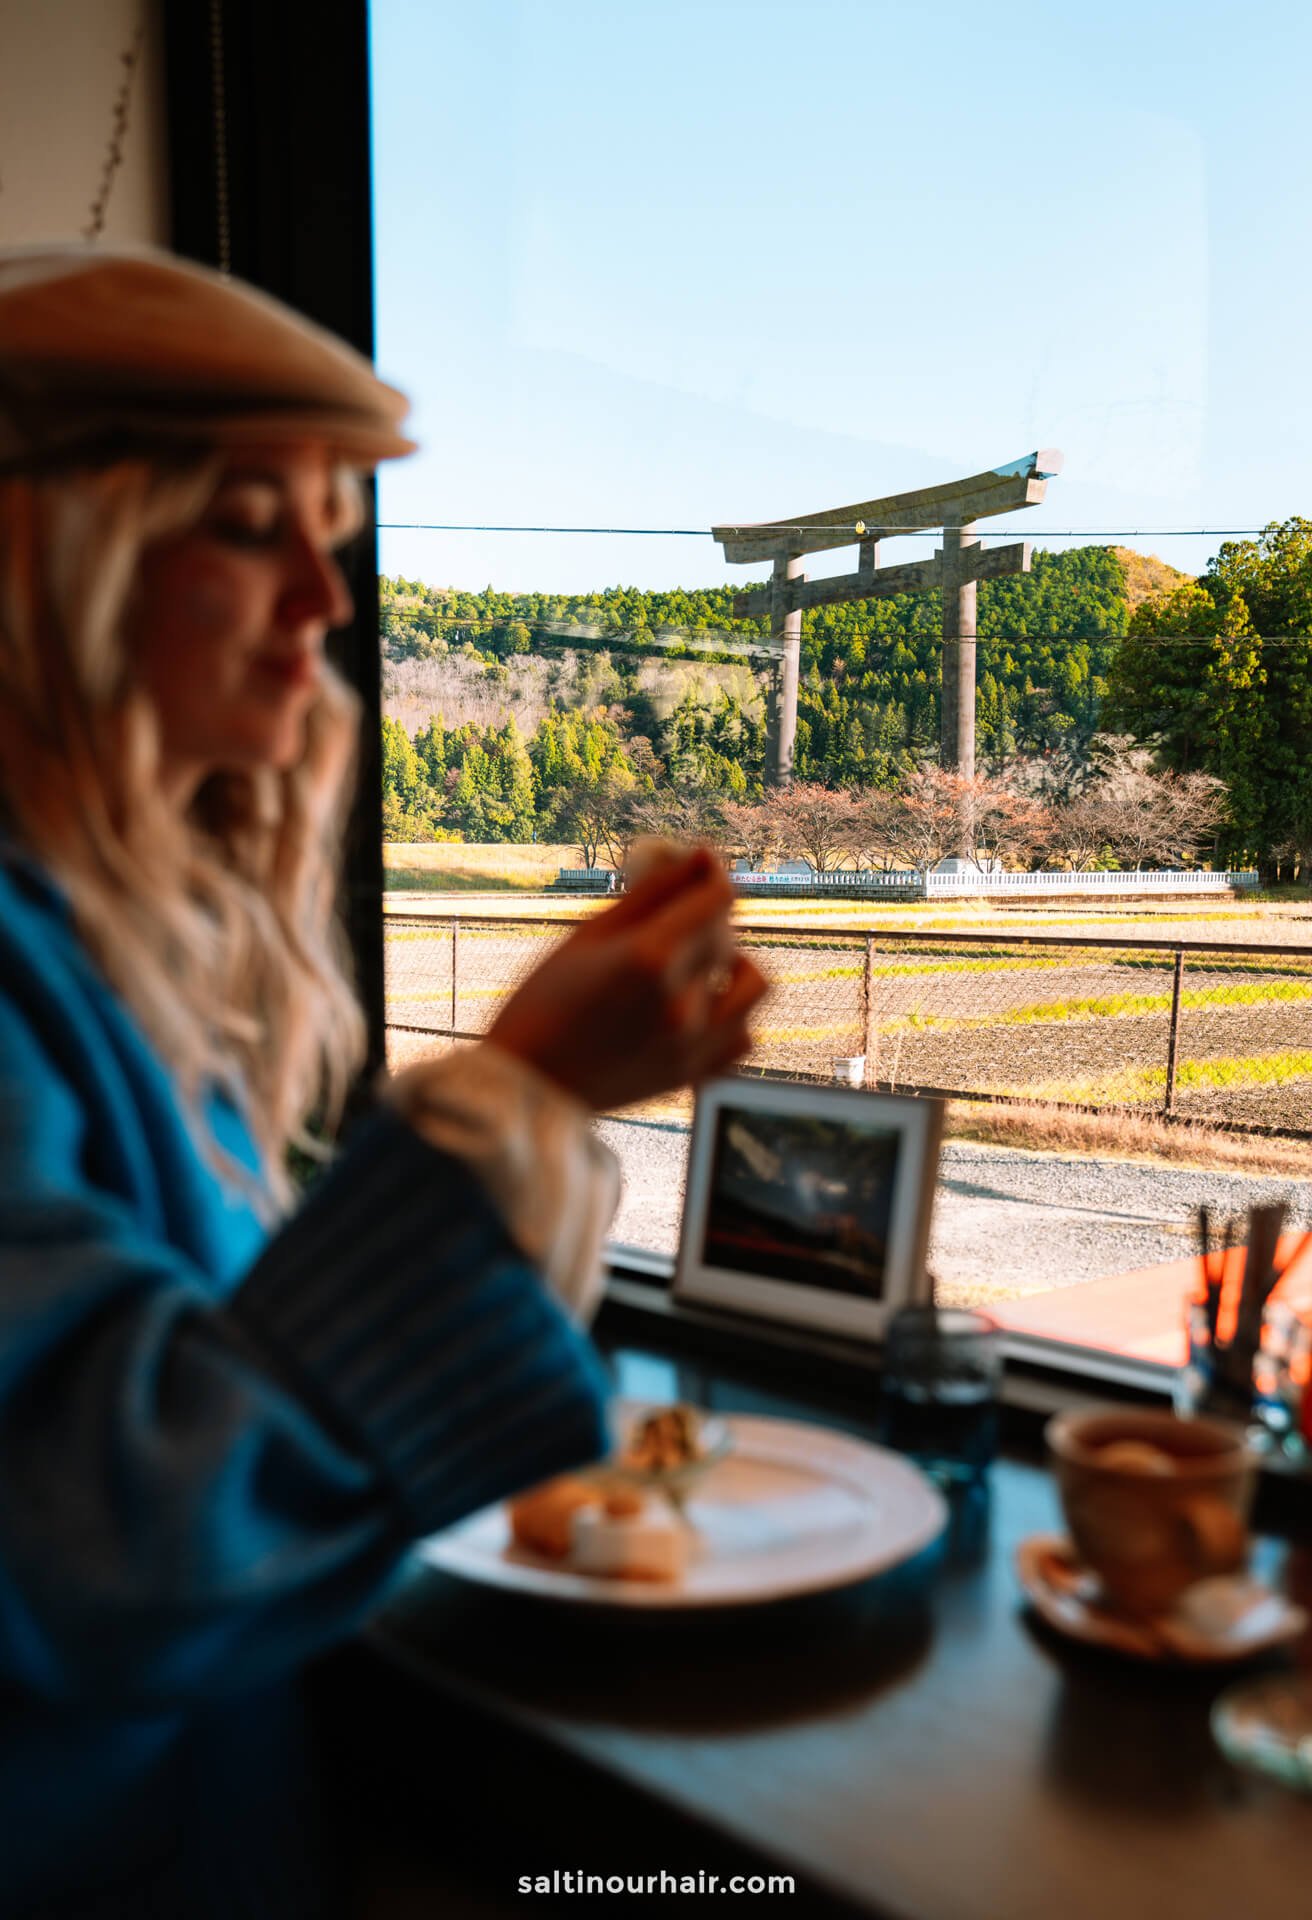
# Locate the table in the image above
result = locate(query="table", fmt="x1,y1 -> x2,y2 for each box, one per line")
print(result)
354,1325 -> 1312,1920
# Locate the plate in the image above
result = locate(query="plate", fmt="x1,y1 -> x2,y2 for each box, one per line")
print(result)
421,1408 -> 948,1609
1212,1673 -> 1312,1792
1016,1534 -> 1309,1664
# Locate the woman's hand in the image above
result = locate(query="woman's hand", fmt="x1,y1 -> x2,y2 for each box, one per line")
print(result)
486,849 -> 768,1111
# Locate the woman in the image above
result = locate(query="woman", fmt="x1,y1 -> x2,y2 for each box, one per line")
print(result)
0,246 -> 764,1916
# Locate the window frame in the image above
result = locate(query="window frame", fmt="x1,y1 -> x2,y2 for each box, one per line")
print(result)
163,0 -> 388,1083
161,6 -> 1312,1499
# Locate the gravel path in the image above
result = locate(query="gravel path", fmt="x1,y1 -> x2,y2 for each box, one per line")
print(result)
597,1119 -> 1312,1308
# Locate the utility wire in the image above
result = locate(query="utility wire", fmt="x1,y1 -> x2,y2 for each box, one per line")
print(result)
379,520 -> 1284,540
382,612 -> 1312,653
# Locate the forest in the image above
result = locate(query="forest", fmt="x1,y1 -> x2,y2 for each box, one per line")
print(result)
379,528 -> 1312,871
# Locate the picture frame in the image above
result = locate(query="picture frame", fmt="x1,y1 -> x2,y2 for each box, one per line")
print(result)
673,1076 -> 943,1343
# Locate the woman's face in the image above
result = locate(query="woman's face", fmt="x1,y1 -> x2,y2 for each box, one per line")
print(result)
134,443 -> 355,796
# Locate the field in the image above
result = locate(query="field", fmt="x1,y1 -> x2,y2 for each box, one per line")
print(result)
384,841 -> 579,892
751,940 -> 1312,1131
384,841 -> 1312,931
382,859 -> 1312,1158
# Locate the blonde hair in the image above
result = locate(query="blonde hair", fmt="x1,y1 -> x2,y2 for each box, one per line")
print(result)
0,449 -> 368,1213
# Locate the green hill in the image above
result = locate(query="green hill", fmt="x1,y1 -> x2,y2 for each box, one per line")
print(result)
378,547 -> 1181,839
1109,547 -> 1193,611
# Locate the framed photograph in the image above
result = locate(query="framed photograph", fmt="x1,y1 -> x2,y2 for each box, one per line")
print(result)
674,1077 -> 943,1343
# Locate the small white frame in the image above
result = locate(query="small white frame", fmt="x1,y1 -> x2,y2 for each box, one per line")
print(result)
674,1077 -> 943,1343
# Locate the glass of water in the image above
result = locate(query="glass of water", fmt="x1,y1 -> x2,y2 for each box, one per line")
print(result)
878,1306 -> 1002,1486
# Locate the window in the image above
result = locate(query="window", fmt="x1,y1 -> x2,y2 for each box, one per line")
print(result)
371,0 -> 1312,1377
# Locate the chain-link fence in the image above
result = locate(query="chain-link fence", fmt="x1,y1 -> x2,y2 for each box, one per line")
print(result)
385,914 -> 1312,1139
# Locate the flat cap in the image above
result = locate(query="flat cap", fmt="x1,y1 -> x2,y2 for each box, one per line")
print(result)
0,244 -> 416,469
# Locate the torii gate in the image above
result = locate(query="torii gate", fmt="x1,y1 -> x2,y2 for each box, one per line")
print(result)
712,450 -> 1062,786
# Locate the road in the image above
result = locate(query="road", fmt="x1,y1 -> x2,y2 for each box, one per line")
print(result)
596,1119 -> 1312,1307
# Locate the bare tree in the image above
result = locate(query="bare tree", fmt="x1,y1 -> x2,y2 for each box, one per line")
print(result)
967,778 -> 1052,871
1041,792 -> 1120,871
614,787 -> 727,878
718,799 -> 782,871
848,788 -> 905,871
762,783 -> 860,873
1272,831 -> 1312,885
1094,769 -> 1227,870
883,769 -> 969,872
1157,770 -> 1227,865
1097,789 -> 1166,870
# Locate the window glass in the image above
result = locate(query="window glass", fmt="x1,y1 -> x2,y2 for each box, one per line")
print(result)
371,0 -> 1312,1373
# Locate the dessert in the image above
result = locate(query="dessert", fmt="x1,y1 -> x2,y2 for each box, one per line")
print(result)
620,1405 -> 707,1474
506,1406 -> 725,1584
507,1476 -> 602,1559
507,1477 -> 689,1583
568,1489 -> 690,1583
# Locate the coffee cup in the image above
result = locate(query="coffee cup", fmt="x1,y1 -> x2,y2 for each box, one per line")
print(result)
1046,1407 -> 1256,1619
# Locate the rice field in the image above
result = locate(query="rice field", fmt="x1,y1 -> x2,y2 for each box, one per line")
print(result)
383,910 -> 1312,1138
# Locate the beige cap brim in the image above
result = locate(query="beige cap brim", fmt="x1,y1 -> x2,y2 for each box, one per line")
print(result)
0,245 -> 416,469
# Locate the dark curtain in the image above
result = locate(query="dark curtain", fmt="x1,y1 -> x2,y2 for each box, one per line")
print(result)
162,0 -> 387,1082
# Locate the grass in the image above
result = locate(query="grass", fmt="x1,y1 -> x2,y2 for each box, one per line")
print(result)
946,1099 -> 1312,1178
381,842 -> 1289,913
868,952 -> 1174,977
725,896 -> 1312,938
872,977 -> 1312,1036
771,953 -> 1129,983
379,847 -> 1312,950
608,1088 -> 1312,1178
383,841 -> 578,892
378,850 -> 1312,1165
387,984 -> 510,1005
1005,1047 -> 1312,1107
771,963 -> 864,983
755,1022 -> 862,1045
386,922 -> 558,945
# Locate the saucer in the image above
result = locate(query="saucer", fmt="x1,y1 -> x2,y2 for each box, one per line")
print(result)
1015,1534 -> 1309,1664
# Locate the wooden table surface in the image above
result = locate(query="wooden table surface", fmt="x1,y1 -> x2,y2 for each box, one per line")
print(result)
366,1340 -> 1312,1920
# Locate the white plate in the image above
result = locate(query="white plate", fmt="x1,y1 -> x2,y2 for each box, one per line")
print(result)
420,1408 -> 948,1609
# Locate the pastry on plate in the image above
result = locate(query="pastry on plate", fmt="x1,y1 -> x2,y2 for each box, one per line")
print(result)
506,1406 -> 727,1582
507,1476 -> 601,1559
621,1405 -> 707,1473
569,1488 -> 690,1583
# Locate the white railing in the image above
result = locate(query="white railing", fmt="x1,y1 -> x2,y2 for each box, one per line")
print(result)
923,867 -> 1258,896
734,869 -> 919,890
553,864 -> 1260,896
728,866 -> 1258,898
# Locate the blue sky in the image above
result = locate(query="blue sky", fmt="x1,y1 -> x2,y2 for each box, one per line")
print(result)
371,0 -> 1311,596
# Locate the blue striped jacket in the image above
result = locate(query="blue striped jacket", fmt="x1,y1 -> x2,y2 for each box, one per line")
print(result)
0,847 -> 609,1915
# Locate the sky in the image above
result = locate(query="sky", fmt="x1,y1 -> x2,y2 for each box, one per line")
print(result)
371,0 -> 1312,597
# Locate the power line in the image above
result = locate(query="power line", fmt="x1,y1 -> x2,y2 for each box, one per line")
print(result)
381,612 -> 1312,654
380,613 -> 1310,644
379,520 -> 1284,540
381,522 -> 714,537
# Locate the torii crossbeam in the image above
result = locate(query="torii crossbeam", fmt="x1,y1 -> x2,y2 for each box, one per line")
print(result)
712,450 -> 1063,786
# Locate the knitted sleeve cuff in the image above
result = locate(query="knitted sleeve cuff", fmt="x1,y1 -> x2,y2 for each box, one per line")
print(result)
229,1109 -> 612,1538
385,1043 -> 621,1326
